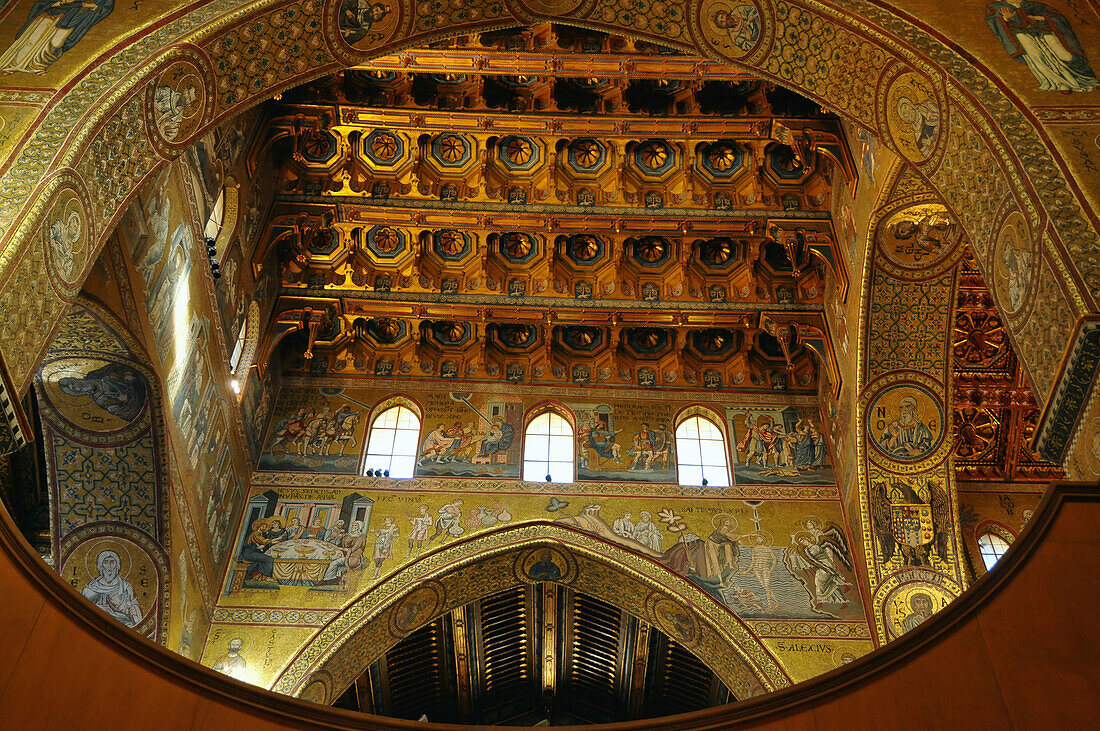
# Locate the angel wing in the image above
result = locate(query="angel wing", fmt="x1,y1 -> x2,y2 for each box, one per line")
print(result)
927,479 -> 952,561
820,522 -> 853,571
781,545 -> 819,599
870,480 -> 895,563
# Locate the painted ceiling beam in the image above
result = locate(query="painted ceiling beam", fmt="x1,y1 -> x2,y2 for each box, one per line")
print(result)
273,196 -> 833,224
271,200 -> 830,228
329,106 -> 835,140
353,50 -> 759,82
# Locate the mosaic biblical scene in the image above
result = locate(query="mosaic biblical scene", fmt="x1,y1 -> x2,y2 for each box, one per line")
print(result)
554,502 -> 863,621
33,303 -> 170,640
727,406 -> 835,485
116,161 -> 251,569
6,0 -> 1098,714
414,392 -> 522,478
220,480 -> 866,629
0,0 -> 114,75
572,401 -> 677,483
229,488 -> 375,593
257,385 -> 834,489
258,389 -> 369,473
985,1 -> 1098,93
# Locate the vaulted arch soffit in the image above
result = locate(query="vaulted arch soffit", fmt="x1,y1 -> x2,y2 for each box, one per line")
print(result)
0,0 -> 1097,473
268,521 -> 791,703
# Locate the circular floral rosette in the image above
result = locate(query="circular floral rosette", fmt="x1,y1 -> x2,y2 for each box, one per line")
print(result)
690,0 -> 774,67
863,372 -> 950,473
879,66 -> 947,168
145,51 -> 216,156
40,172 -> 92,299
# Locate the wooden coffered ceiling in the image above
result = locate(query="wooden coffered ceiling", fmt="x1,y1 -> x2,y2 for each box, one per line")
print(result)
252,24 -> 853,392
333,583 -> 731,726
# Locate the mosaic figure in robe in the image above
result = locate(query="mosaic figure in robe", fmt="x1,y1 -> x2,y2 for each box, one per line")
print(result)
987,1 -> 1098,92
0,0 -> 114,75
81,549 -> 142,627
879,396 -> 934,459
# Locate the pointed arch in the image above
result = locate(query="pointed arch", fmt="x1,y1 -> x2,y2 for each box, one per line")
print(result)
270,522 -> 791,703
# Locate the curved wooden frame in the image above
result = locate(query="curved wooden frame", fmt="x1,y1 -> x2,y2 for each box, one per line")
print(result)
2,481 -> 1095,728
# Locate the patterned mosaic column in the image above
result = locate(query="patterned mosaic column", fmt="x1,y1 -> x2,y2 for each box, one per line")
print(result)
32,302 -> 172,641
857,166 -> 969,643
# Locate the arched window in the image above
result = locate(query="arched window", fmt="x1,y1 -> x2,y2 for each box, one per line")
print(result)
363,406 -> 421,479
203,188 -> 225,242
675,415 -> 731,487
523,411 -> 574,483
229,316 -> 248,374
977,532 -> 1010,571
228,301 -> 260,399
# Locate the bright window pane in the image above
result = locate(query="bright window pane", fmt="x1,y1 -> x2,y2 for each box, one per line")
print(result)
699,439 -> 727,466
390,456 -> 416,478
524,432 -> 549,453
230,319 -> 247,372
366,427 -> 394,455
697,418 -> 721,439
701,464 -> 731,487
977,532 -> 1010,571
679,465 -> 703,486
523,412 -> 574,483
396,408 -> 418,429
393,428 -> 419,457
675,416 -> 731,487
548,435 -> 572,462
680,418 -> 699,439
364,406 -> 420,478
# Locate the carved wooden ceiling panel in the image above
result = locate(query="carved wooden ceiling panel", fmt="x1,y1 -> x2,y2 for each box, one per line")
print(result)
952,250 -> 1063,483
252,25 -> 852,392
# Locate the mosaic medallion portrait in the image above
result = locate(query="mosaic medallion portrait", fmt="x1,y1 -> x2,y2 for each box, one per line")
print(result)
867,383 -> 945,465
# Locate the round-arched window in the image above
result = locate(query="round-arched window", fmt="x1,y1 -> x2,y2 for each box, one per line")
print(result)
363,406 -> 421,479
675,415 -> 731,487
522,411 -> 574,483
977,532 -> 1010,571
